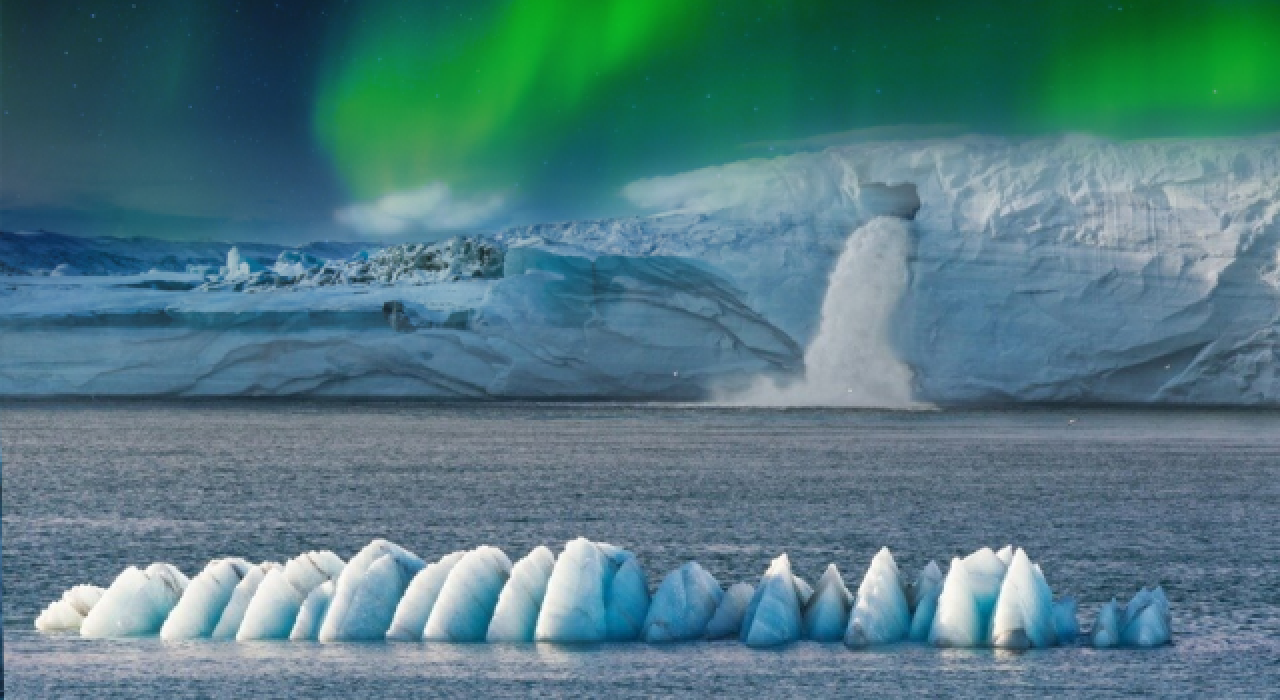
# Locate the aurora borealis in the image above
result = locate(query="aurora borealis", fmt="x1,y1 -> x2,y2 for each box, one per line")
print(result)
4,0 -> 1280,241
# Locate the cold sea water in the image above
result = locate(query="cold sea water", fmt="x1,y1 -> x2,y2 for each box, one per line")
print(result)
3,402 -> 1278,698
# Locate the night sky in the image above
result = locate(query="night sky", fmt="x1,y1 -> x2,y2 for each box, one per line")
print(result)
3,0 -> 1279,243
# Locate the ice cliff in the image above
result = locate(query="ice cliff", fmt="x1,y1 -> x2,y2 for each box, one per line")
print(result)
3,134 -> 1279,403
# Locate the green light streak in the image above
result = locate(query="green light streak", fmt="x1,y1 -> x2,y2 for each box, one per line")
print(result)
314,0 -> 698,198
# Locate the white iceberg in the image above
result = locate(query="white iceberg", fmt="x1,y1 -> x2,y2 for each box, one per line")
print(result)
424,546 -> 512,642
319,539 -> 425,642
160,558 -> 251,640
211,562 -> 278,640
237,551 -> 345,641
641,561 -> 724,643
1118,587 -> 1173,648
487,546 -> 556,642
387,550 -> 466,641
929,557 -> 983,648
845,548 -> 910,648
907,561 -> 943,642
35,584 -> 105,632
290,581 -> 335,641
704,582 -> 754,640
81,563 -> 188,639
802,564 -> 851,642
990,549 -> 1058,649
535,538 -> 650,643
740,554 -> 804,648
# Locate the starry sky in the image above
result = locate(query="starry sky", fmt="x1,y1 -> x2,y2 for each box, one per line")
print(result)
3,0 -> 1279,243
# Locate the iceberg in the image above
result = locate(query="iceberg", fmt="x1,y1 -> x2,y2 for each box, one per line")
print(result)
423,546 -> 513,642
1053,597 -> 1080,645
845,548 -> 910,648
929,558 -> 983,648
290,581 -> 335,641
740,554 -> 804,648
907,561 -> 943,642
1091,588 -> 1173,649
487,545 -> 556,642
1090,600 -> 1122,649
1118,587 -> 1173,648
387,550 -> 466,641
989,549 -> 1057,649
81,563 -> 188,639
34,584 -> 105,632
704,582 -> 754,640
535,538 -> 650,643
802,564 -> 852,642
160,558 -> 251,640
38,537 -> 1171,652
211,562 -> 278,640
319,539 -> 425,642
237,551 -> 345,641
641,561 -> 724,643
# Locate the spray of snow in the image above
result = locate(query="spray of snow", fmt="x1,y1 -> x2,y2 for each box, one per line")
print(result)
733,216 -> 924,408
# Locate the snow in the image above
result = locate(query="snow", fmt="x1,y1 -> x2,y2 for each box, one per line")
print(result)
319,540 -> 425,642
534,538 -> 650,643
387,551 -> 466,642
423,546 -> 513,642
80,563 -> 188,639
845,548 -> 910,647
34,585 -> 104,632
803,564 -> 852,642
487,546 -> 556,642
211,562 -> 278,640
704,582 -> 755,640
740,554 -> 804,648
641,561 -> 724,643
160,558 -> 250,640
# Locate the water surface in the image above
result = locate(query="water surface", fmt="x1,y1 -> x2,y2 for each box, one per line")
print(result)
4,403 -> 1278,697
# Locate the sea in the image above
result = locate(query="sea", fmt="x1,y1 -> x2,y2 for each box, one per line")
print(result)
3,402 -> 1278,698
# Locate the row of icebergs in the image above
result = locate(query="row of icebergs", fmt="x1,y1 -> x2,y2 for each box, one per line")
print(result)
36,538 -> 1172,649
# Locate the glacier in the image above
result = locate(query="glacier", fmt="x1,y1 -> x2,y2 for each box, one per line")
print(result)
3,134 -> 1278,403
36,538 -> 1170,650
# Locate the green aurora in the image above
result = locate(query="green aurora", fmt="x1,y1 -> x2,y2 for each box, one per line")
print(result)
314,0 -> 1280,219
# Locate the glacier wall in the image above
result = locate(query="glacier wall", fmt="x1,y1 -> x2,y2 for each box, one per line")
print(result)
507,134 -> 1280,405
0,248 -> 799,398
3,134 -> 1278,403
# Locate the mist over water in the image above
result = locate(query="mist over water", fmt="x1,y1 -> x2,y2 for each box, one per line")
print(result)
734,217 -> 922,408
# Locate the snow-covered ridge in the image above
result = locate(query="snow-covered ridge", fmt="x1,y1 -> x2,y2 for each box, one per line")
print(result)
201,237 -> 505,292
37,537 -> 1172,650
